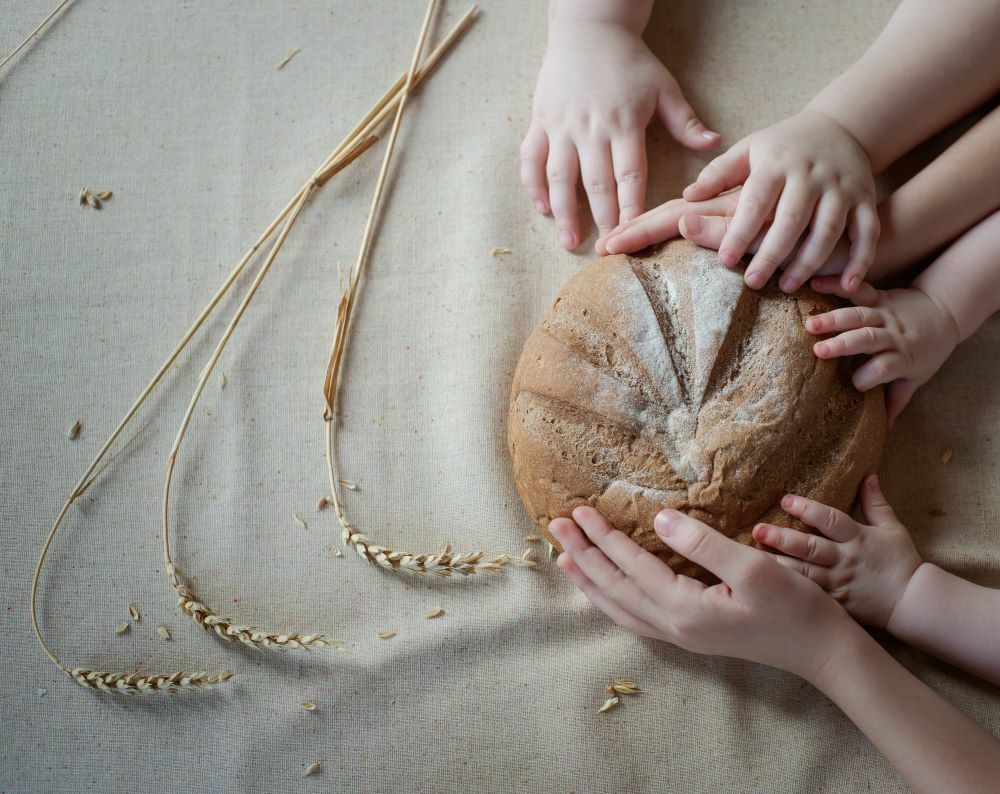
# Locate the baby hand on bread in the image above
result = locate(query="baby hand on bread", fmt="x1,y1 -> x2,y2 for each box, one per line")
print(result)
680,110 -> 878,294
549,506 -> 854,681
752,475 -> 923,630
806,278 -> 960,428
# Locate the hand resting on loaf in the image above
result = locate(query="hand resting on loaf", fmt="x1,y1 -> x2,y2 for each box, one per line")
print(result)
551,500 -> 1000,791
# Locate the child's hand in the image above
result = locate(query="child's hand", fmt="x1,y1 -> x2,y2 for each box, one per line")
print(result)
806,277 -> 960,428
595,190 -> 741,255
682,109 -> 878,293
753,475 -> 923,631
522,21 -> 719,250
549,506 -> 854,681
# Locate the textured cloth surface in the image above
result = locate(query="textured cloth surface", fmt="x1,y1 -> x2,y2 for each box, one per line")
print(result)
2,2 -> 998,792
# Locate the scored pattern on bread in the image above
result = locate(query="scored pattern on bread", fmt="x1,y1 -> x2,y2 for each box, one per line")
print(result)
507,240 -> 885,581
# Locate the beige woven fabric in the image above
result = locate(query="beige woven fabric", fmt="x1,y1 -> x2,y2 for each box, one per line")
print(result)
2,1 -> 997,791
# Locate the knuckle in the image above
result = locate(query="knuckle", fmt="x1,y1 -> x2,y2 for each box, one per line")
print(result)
615,167 -> 644,185
546,169 -> 567,185
586,179 -> 612,195
823,509 -> 838,534
814,220 -> 841,242
682,524 -> 712,560
777,212 -> 804,230
804,535 -> 819,559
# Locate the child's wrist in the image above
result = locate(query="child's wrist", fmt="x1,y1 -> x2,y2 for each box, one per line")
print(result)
549,0 -> 651,35
885,561 -> 936,640
802,103 -> 877,172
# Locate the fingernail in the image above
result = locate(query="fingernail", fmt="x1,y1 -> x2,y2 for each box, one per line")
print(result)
781,495 -> 795,509
683,214 -> 704,235
720,250 -> 738,267
847,275 -> 860,291
654,510 -> 678,537
780,277 -> 798,293
753,524 -> 768,541
535,200 -> 547,214
604,237 -> 619,254
702,130 -> 719,141
746,271 -> 765,289
806,317 -> 820,332
559,230 -> 574,249
814,341 -> 829,357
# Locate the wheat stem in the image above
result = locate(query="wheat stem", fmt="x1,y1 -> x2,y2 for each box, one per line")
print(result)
318,5 -> 527,576
0,0 -> 75,71
32,4 -> 484,692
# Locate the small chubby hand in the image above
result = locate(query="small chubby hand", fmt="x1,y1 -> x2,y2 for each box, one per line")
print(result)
681,109 -> 878,293
753,475 -> 923,630
549,505 -> 852,680
522,21 -> 719,251
806,277 -> 961,428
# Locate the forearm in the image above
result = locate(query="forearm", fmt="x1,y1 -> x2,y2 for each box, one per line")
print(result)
809,0 -> 1000,173
914,208 -> 1000,341
810,623 -> 1000,792
549,0 -> 653,33
887,563 -> 1000,684
870,105 -> 1000,280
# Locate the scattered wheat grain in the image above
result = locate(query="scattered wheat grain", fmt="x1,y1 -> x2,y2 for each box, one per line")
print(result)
317,496 -> 331,510
114,622 -> 130,635
377,630 -> 396,639
339,478 -> 359,491
303,761 -> 321,777
425,607 -> 444,619
490,246 -> 511,256
156,625 -> 171,640
293,512 -> 308,529
598,696 -> 619,713
95,190 -> 113,201
941,447 -> 954,465
67,419 -> 82,440
129,604 -> 140,622
524,535 -> 541,542
299,700 -> 317,711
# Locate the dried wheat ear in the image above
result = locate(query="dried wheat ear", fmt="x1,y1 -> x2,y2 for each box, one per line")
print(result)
33,3 -> 491,695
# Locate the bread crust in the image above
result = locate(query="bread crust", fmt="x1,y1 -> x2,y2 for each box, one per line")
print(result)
507,240 -> 885,581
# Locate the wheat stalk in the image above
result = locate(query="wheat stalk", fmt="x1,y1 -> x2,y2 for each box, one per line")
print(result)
32,7 -> 479,692
0,0 -> 75,71
319,4 -> 528,577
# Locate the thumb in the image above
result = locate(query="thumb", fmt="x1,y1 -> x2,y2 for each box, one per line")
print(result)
860,474 -> 899,527
654,509 -> 757,582
657,81 -> 720,152
886,380 -> 916,430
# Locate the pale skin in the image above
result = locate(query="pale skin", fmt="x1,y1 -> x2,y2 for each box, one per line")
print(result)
756,475 -> 1000,686
602,102 -> 1000,428
521,0 -> 720,250
550,503 -> 1000,792
599,0 -> 1000,292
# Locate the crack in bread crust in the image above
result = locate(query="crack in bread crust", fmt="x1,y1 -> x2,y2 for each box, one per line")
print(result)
508,240 -> 886,582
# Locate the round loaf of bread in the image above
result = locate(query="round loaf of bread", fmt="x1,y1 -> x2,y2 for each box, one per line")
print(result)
507,240 -> 885,581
